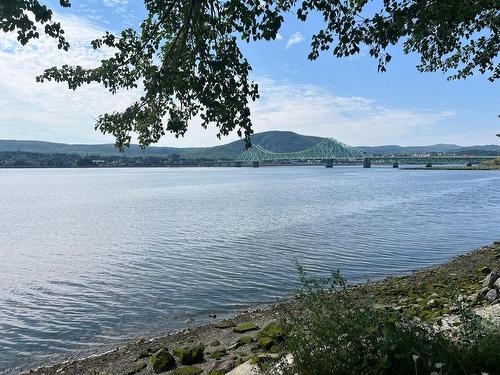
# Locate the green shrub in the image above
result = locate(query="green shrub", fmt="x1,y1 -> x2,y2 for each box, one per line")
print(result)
274,264 -> 500,375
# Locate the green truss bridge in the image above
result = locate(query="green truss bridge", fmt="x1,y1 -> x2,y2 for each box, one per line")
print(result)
235,138 -> 499,168
236,138 -> 364,163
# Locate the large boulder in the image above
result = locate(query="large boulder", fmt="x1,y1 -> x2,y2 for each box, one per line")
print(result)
151,348 -> 176,373
173,344 -> 205,365
482,271 -> 500,288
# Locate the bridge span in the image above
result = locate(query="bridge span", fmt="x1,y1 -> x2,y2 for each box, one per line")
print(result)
235,138 -> 499,168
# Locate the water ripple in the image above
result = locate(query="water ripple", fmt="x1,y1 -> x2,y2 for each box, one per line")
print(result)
0,167 -> 499,372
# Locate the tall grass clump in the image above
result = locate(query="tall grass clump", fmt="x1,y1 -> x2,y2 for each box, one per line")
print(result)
275,264 -> 500,375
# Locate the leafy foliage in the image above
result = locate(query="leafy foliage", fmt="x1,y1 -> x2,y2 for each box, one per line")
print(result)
0,0 -> 70,49
2,1 -> 499,147
276,265 -> 500,375
38,0 -> 292,149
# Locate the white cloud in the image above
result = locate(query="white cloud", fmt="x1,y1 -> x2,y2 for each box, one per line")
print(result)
0,14 -> 463,148
276,33 -> 283,41
0,13 -> 141,143
286,32 -> 304,49
102,0 -> 129,11
246,78 -> 459,147
155,77 -> 459,147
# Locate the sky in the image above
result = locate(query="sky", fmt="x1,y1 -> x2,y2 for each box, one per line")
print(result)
0,0 -> 498,147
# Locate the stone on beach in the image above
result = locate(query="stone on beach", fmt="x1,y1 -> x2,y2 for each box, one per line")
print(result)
213,320 -> 236,329
233,322 -> 259,333
482,271 -> 500,288
171,366 -> 203,375
226,360 -> 261,375
173,344 -> 205,365
150,348 -> 176,373
210,359 -> 236,374
485,289 -> 498,302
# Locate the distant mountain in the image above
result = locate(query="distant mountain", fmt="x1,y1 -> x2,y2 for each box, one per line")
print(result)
0,132 -> 499,159
0,132 -> 326,160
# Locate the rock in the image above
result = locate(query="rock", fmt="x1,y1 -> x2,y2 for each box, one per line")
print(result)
184,318 -> 194,324
127,362 -> 147,375
210,359 -> 236,375
227,342 -> 241,350
171,366 -> 203,375
471,292 -> 481,304
256,323 -> 285,351
209,314 -> 217,318
173,344 -> 205,365
494,278 -> 500,290
210,340 -> 221,347
151,348 -> 176,373
136,337 -> 146,344
485,289 -> 498,302
482,271 -> 500,288
233,322 -> 259,333
226,360 -> 261,375
479,286 -> 490,296
237,336 -> 254,345
211,349 -> 227,360
214,320 -> 236,329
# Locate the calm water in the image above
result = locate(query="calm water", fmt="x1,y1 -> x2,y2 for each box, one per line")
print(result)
1,167 -> 499,372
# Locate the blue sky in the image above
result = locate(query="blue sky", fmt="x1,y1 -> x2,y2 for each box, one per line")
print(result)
0,0 -> 498,147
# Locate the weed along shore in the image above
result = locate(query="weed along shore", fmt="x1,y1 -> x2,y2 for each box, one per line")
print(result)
24,243 -> 500,375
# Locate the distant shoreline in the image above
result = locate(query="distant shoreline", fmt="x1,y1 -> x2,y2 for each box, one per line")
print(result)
2,163 -> 500,170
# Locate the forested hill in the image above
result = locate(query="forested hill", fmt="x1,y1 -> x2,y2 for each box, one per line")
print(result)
0,132 -> 324,159
0,131 -> 499,159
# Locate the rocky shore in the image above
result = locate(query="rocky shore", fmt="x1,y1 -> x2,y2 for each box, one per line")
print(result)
24,242 -> 500,375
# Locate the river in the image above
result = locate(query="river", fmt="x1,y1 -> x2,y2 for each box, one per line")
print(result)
1,166 -> 499,372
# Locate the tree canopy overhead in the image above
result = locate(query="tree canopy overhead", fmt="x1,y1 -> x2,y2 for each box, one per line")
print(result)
2,0 -> 499,148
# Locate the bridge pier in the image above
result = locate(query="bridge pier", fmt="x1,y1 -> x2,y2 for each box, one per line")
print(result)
393,162 -> 399,168
235,161 -> 242,167
363,158 -> 371,168
325,159 -> 333,168
426,163 -> 432,168
252,161 -> 260,168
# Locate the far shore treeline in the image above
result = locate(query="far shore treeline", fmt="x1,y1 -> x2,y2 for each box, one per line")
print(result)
1,131 -> 500,169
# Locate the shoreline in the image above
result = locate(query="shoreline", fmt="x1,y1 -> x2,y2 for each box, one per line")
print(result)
21,242 -> 500,375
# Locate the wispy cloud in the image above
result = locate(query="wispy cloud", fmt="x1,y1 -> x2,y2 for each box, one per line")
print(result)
0,13 -> 140,143
102,0 -> 129,11
246,78 -> 458,146
276,33 -> 283,41
286,32 -> 304,49
0,14 -> 464,148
